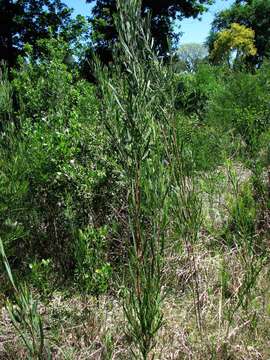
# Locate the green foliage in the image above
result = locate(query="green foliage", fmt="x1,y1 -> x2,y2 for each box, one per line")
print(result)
0,0 -> 87,68
0,38 -> 119,273
28,258 -> 53,297
74,226 -> 112,295
0,136 -> 29,259
85,0 -> 212,65
173,65 -> 229,171
95,0 -> 171,356
13,39 -> 86,119
175,64 -> 224,118
207,63 -> 270,162
208,0 -> 270,66
0,68 -> 13,127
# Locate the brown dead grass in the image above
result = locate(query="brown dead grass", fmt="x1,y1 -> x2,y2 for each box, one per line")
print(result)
1,164 -> 269,359
1,243 -> 270,359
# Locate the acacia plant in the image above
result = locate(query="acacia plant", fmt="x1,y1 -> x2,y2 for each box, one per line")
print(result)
94,0 -> 171,357
211,23 -> 257,67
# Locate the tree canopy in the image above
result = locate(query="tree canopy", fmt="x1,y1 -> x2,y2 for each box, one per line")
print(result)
207,0 -> 270,66
210,23 -> 257,67
177,43 -> 208,72
86,0 -> 213,64
0,0 -> 79,68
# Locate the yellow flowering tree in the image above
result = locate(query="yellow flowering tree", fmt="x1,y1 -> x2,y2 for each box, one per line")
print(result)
211,23 -> 257,66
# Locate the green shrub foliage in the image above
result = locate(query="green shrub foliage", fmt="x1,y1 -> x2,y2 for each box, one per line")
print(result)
0,38 -> 120,275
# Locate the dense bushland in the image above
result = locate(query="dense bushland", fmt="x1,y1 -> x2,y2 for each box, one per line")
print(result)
0,0 -> 270,359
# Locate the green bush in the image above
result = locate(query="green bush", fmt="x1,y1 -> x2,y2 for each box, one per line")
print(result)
28,258 -> 53,297
74,226 -> 112,295
175,64 -> 225,119
174,115 -> 226,172
0,68 -> 13,129
207,63 -> 270,162
0,38 -> 121,275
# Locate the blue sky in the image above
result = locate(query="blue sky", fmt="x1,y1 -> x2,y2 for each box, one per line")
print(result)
64,0 -> 94,16
179,0 -> 234,44
64,0 -> 235,44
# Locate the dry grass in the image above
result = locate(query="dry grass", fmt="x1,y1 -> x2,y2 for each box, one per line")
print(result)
1,242 -> 270,359
1,165 -> 269,359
